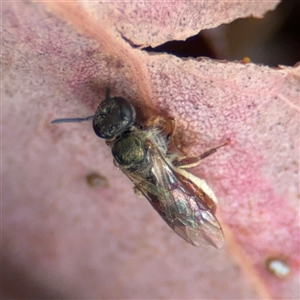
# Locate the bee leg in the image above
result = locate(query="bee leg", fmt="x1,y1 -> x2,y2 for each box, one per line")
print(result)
145,117 -> 190,156
144,116 -> 176,140
172,140 -> 229,169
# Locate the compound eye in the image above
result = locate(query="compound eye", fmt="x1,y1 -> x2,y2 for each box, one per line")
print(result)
93,122 -> 107,138
115,97 -> 134,124
93,120 -> 117,139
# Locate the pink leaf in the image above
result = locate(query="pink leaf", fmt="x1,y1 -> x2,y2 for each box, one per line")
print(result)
3,1 -> 299,299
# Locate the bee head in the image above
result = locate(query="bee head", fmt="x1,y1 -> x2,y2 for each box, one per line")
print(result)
93,89 -> 135,139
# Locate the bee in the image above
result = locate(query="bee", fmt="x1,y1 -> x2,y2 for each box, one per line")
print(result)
51,88 -> 226,248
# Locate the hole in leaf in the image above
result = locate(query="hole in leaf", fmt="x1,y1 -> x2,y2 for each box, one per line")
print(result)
143,1 -> 300,67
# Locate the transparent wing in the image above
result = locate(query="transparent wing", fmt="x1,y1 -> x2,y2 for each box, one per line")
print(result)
118,143 -> 224,249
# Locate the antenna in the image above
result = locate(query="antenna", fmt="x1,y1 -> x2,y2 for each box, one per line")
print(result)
51,88 -> 111,124
105,87 -> 111,101
51,115 -> 95,124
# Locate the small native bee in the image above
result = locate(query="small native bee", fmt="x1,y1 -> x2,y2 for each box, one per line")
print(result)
52,89 -> 226,248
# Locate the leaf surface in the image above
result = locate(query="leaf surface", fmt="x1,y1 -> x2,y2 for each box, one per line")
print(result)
3,1 -> 299,299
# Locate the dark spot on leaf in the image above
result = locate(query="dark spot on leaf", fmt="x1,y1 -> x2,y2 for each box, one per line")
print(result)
86,172 -> 108,188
